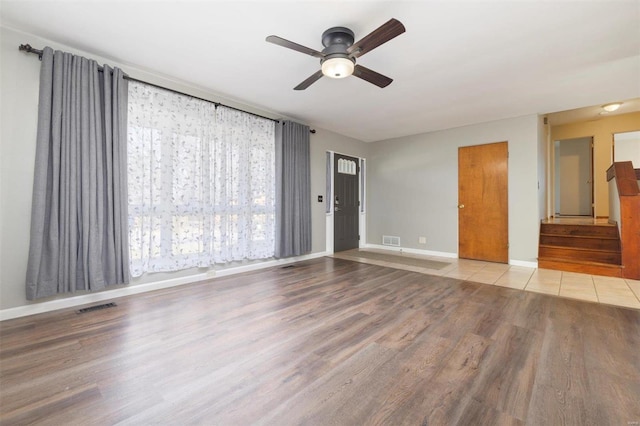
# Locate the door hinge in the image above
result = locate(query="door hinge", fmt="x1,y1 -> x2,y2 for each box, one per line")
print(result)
358,235 -> 361,241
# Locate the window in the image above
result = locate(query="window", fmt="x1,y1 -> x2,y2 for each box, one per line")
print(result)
127,82 -> 275,276
337,158 -> 357,175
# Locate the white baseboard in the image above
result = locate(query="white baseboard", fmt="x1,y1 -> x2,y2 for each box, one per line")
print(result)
509,259 -> 538,268
363,244 -> 538,269
0,251 -> 329,322
213,252 -> 329,277
363,244 -> 458,259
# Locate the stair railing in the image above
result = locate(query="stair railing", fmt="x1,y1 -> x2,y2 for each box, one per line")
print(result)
606,161 -> 640,279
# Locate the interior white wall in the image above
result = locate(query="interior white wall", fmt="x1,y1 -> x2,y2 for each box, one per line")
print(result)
0,26 -> 369,312
367,115 -> 541,264
538,116 -> 548,220
614,130 -> 640,166
608,179 -> 621,235
554,142 -> 561,214
1,28 -> 41,312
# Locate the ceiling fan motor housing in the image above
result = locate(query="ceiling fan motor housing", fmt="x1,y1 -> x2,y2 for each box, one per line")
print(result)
321,27 -> 354,51
321,27 -> 354,47
320,26 -> 356,74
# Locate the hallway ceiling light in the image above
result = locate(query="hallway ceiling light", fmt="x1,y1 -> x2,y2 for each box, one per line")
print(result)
602,103 -> 622,112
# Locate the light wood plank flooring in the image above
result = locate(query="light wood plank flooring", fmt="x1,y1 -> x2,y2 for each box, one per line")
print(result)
1,257 -> 639,425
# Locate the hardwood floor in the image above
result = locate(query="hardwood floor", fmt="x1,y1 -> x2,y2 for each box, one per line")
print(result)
1,257 -> 639,425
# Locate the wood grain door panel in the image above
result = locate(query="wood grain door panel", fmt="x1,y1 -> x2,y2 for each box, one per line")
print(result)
458,142 -> 509,263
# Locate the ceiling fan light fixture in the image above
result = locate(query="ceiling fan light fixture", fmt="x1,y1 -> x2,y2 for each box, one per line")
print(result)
266,18 -> 405,89
321,57 -> 354,79
602,102 -> 622,112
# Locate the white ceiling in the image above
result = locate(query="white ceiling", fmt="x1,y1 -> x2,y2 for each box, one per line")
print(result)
1,0 -> 639,142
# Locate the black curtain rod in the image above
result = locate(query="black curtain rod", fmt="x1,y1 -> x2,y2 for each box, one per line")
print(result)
19,44 -> 316,134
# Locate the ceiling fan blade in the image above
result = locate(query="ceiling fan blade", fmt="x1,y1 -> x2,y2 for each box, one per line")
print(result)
266,35 -> 325,58
348,18 -> 406,58
294,70 -> 324,90
352,65 -> 393,88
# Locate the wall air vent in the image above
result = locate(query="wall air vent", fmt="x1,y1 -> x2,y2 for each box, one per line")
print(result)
382,235 -> 401,247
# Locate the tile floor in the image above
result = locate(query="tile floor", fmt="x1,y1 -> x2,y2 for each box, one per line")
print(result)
332,248 -> 640,310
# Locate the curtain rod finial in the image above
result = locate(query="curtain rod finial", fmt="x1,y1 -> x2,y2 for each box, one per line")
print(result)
19,43 -> 43,59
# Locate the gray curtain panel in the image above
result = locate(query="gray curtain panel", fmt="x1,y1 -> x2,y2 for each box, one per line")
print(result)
275,121 -> 312,258
26,47 -> 130,300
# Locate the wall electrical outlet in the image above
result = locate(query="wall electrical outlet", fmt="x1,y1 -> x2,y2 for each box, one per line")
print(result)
419,236 -> 427,244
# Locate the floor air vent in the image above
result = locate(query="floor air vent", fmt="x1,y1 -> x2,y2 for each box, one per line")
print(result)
382,235 -> 401,247
77,302 -> 117,314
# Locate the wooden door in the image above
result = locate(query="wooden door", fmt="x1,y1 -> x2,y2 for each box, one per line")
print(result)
458,142 -> 508,263
334,154 -> 360,252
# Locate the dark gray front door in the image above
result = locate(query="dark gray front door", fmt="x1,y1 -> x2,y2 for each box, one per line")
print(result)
334,154 -> 360,252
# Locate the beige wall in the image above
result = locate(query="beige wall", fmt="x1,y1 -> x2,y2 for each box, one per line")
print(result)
551,112 -> 640,218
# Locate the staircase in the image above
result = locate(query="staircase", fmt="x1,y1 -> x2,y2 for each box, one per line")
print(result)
538,220 -> 623,277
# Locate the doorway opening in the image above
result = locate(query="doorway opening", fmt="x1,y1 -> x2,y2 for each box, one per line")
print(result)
554,137 -> 593,217
325,151 -> 366,253
613,130 -> 640,165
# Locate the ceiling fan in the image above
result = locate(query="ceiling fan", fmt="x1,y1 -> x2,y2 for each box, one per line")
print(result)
266,18 -> 406,90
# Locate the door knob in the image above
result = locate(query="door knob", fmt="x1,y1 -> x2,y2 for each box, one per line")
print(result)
335,207 -> 341,212
458,204 -> 465,209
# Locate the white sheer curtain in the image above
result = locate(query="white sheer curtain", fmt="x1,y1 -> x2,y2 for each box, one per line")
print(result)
213,107 -> 276,262
127,82 -> 275,277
